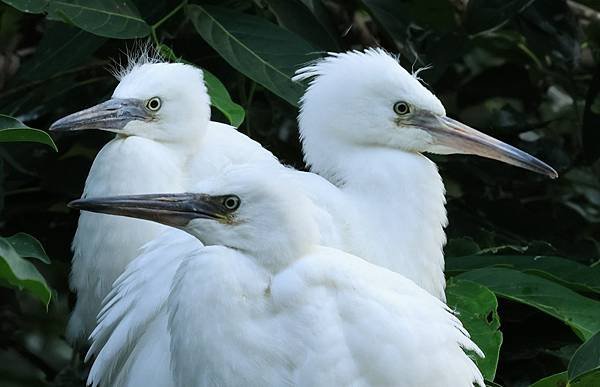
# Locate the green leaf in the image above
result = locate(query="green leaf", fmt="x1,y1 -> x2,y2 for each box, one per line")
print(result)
187,4 -> 319,106
446,278 -> 503,381
530,371 -> 568,387
1,0 -> 47,13
0,115 -> 57,151
446,255 -> 600,294
569,331 -> 600,381
3,0 -> 150,38
0,233 -> 51,305
571,371 -> 600,386
362,0 -> 456,43
458,268 -> 600,340
3,0 -> 150,39
264,0 -> 340,50
47,0 -> 150,38
157,44 -> 245,128
17,22 -> 105,81
6,233 -> 51,264
203,70 -> 245,127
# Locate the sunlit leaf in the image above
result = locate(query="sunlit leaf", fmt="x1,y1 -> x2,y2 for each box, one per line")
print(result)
187,4 -> 319,106
458,268 -> 600,340
446,278 -> 503,380
0,115 -> 57,151
0,233 -> 51,305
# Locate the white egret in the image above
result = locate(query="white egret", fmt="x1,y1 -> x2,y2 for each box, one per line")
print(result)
291,48 -> 557,299
70,165 -> 486,387
50,57 -> 277,344
79,49 -> 556,386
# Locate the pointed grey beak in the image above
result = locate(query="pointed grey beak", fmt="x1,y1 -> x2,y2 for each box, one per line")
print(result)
49,98 -> 151,133
413,111 -> 558,178
68,193 -> 231,227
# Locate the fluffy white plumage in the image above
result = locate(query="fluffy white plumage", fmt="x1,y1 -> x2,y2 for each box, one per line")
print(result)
83,166 -> 484,387
83,49 -> 478,386
82,49 -> 556,386
62,60 -> 277,343
292,49 -> 448,299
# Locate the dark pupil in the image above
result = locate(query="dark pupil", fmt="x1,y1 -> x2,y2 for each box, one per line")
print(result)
225,198 -> 237,209
149,99 -> 159,109
396,103 -> 407,114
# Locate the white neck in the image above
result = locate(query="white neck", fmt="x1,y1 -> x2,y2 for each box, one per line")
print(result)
303,134 -> 448,300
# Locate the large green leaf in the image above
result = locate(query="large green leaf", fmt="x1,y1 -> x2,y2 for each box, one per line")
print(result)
569,331 -> 600,381
530,371 -> 568,387
187,4 -> 319,106
0,115 -> 57,151
446,278 -> 503,381
0,233 -> 51,305
47,0 -> 150,38
157,44 -> 245,128
17,22 -> 105,81
447,255 -> 600,294
264,0 -> 339,50
3,0 -> 150,38
530,371 -> 600,387
458,268 -> 600,340
1,0 -> 47,13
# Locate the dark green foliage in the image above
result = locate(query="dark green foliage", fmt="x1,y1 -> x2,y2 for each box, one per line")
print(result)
0,0 -> 598,386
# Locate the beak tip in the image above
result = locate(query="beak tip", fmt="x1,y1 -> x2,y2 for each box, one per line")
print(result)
68,199 -> 83,209
49,118 -> 70,132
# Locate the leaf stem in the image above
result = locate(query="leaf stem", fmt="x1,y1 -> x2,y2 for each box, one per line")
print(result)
151,0 -> 188,35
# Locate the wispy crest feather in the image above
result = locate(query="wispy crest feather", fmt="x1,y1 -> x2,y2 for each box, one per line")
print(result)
293,48 -> 429,87
108,41 -> 166,81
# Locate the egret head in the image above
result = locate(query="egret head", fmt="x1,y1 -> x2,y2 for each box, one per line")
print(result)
50,61 -> 210,143
294,48 -> 557,178
69,165 -> 319,270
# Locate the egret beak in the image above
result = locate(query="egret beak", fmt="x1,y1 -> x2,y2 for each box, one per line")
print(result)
49,98 -> 151,133
413,111 -> 558,178
68,193 -> 228,227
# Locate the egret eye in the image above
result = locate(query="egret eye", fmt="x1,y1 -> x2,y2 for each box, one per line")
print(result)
393,101 -> 410,115
223,195 -> 241,211
146,97 -> 161,111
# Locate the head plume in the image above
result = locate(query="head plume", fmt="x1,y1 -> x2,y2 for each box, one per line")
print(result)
108,40 -> 166,81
